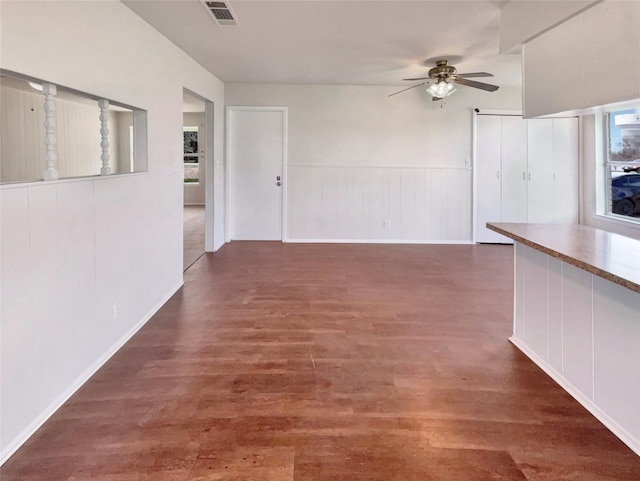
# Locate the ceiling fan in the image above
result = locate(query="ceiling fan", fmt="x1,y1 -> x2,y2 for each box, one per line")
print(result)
389,59 -> 499,101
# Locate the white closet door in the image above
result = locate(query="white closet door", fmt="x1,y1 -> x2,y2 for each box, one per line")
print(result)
500,116 -> 528,223
475,115 -> 507,243
551,117 -> 579,224
527,119 -> 554,223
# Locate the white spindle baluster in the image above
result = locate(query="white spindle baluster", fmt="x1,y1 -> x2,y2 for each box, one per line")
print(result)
99,99 -> 111,175
42,83 -> 59,180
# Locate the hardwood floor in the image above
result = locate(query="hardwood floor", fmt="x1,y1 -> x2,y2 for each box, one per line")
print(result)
184,205 -> 205,271
3,242 -> 640,480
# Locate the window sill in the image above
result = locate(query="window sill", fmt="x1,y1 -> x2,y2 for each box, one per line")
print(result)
594,212 -> 640,226
590,213 -> 640,240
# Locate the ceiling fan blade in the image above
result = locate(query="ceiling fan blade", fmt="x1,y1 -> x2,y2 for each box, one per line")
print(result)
403,77 -> 430,81
451,77 -> 499,92
388,82 -> 426,97
454,72 -> 494,78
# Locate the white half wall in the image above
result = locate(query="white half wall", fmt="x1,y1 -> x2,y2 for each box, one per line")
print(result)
0,0 -> 225,463
511,243 -> 640,455
225,83 -> 521,243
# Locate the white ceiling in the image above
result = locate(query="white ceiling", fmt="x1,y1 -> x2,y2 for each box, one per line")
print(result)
123,0 -> 521,89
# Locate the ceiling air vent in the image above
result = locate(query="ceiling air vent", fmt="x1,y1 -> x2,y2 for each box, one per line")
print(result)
202,1 -> 239,26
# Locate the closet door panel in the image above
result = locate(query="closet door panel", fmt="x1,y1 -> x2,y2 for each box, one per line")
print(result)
475,115 -> 506,242
500,116 -> 528,223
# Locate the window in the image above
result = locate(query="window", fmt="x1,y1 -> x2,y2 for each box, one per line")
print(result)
0,70 -> 147,184
183,126 -> 199,183
604,108 -> 640,219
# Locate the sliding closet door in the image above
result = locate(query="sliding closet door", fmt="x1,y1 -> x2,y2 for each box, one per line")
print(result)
475,115 -> 508,243
500,116 -> 528,223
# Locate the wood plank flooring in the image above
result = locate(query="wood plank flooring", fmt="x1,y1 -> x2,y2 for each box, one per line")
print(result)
3,242 -> 640,480
183,205 -> 205,271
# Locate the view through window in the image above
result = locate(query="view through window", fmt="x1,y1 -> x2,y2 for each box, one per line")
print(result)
183,126 -> 199,183
605,108 -> 640,219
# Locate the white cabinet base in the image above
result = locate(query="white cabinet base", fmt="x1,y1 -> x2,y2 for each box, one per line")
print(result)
509,335 -> 640,457
511,243 -> 640,456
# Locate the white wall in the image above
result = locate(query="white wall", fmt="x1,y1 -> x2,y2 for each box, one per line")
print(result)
114,111 -> 134,174
0,0 -> 225,463
0,84 -> 46,182
226,83 -> 521,242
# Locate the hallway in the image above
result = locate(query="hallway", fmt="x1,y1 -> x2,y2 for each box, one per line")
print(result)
3,243 -> 640,480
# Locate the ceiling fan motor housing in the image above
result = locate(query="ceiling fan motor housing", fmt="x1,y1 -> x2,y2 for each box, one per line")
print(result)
428,60 -> 456,80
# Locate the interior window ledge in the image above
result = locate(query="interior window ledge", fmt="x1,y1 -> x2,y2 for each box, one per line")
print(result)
0,171 -> 148,190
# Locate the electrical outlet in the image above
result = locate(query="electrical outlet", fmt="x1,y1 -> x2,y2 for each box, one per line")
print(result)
383,220 -> 391,229
113,301 -> 123,321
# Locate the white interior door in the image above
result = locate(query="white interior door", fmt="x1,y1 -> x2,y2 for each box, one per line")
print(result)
228,107 -> 286,240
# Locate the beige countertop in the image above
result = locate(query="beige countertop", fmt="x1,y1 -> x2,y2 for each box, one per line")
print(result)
487,223 -> 640,294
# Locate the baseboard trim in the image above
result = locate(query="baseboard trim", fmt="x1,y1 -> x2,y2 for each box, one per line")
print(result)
0,280 -> 184,466
509,335 -> 640,457
285,238 -> 473,245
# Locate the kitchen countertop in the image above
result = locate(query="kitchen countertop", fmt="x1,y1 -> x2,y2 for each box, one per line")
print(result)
487,223 -> 640,294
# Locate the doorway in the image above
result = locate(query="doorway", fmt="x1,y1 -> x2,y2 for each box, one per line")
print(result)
183,89 -> 214,270
226,106 -> 287,241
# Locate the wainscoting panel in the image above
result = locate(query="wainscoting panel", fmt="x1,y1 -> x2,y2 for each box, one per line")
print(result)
287,165 -> 472,242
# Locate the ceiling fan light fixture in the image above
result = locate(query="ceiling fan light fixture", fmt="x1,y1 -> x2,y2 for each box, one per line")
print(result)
426,80 -> 454,98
